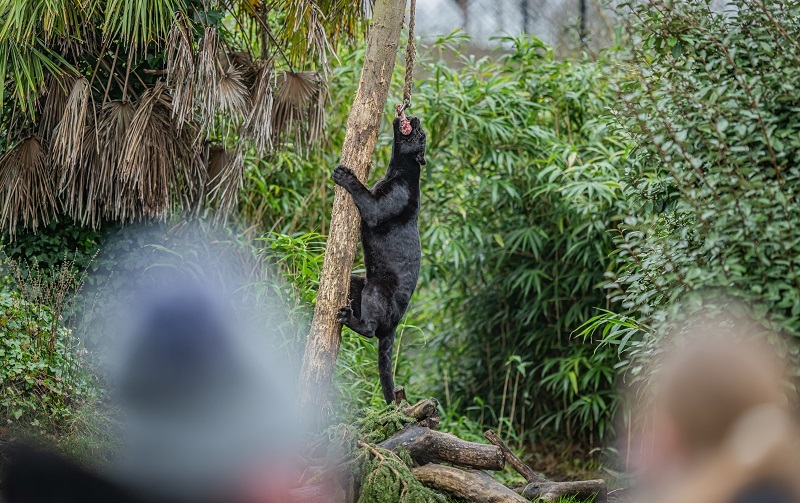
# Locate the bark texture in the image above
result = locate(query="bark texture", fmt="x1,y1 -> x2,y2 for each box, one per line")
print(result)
298,0 -> 408,416
521,479 -> 608,502
379,424 -> 505,470
412,464 -> 529,503
484,429 -> 545,483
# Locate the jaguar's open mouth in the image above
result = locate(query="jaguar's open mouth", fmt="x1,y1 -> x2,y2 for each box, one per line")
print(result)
396,103 -> 413,135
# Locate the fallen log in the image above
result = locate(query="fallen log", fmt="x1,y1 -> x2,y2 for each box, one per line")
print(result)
485,429 -> 608,502
379,424 -> 504,470
412,463 -> 529,503
521,479 -> 608,502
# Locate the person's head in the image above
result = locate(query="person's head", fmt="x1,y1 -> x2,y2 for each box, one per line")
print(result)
655,335 -> 787,460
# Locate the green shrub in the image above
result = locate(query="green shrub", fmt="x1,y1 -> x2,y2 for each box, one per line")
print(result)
598,0 -> 800,373
399,35 -> 630,446
0,281 -> 99,434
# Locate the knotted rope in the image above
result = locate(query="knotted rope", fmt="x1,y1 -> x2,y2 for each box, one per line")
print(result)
396,0 -> 417,135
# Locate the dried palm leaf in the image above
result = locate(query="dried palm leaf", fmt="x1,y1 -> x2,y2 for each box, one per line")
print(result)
166,12 -> 196,131
206,145 -> 229,184
51,77 -> 91,174
229,51 -> 257,87
119,83 -> 202,222
205,143 -> 244,225
277,0 -> 333,72
217,62 -> 250,118
272,71 -> 326,152
60,101 -> 140,228
178,128 -> 207,215
197,25 -> 221,125
59,118 -> 99,228
96,100 -> 137,223
0,137 -> 57,237
38,74 -> 75,144
307,74 -> 326,146
242,61 -> 275,155
361,0 -> 374,17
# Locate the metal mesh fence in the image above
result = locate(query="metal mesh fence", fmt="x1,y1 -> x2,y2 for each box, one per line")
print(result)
413,0 -> 618,54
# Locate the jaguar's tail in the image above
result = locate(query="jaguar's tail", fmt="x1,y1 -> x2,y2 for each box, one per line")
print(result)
377,330 -> 396,405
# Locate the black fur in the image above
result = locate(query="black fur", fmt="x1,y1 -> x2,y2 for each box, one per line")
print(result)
332,115 -> 426,404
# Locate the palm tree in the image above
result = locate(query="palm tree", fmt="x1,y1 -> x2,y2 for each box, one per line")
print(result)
0,0 -> 370,236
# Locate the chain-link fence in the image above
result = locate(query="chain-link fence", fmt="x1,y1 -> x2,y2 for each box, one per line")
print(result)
414,0 -> 618,53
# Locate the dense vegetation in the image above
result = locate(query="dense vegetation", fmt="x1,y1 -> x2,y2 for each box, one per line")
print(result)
590,0 -> 800,380
1,0 -> 799,481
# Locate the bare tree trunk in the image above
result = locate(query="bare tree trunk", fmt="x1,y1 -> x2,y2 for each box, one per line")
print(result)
298,0 -> 407,420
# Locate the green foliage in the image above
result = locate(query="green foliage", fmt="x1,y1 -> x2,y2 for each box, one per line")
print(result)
355,403 -> 415,444
355,443 -> 446,503
324,405 -> 447,503
1,218 -> 102,271
0,278 -> 98,434
604,0 -> 800,371
399,34 -> 629,446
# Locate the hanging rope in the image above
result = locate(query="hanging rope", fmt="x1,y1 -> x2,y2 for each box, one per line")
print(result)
395,0 -> 417,135
402,0 -> 416,106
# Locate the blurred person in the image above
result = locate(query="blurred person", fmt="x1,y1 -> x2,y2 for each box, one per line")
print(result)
0,285 -> 325,503
635,326 -> 800,503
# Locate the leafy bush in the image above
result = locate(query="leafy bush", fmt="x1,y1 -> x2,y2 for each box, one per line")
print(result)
0,279 -> 98,434
1,218 -> 102,272
399,35 -> 630,446
599,0 -> 800,372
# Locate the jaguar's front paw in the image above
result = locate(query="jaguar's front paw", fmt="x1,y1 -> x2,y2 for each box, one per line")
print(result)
337,305 -> 354,324
332,165 -> 356,187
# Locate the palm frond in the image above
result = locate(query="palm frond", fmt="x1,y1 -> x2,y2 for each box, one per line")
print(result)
0,0 -> 90,44
217,61 -> 251,118
38,74 -> 74,143
242,61 -> 275,154
166,11 -> 195,131
272,71 -> 326,151
119,83 -> 201,222
206,143 -> 245,225
58,116 -> 97,227
274,0 -> 333,70
51,76 -> 91,174
206,144 -> 229,185
196,25 -> 221,125
0,37 -> 69,117
66,99 -> 137,227
102,0 -> 184,51
268,0 -> 370,69
229,51 -> 257,85
0,137 -> 57,237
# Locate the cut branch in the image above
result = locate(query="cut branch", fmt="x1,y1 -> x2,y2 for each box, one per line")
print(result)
379,424 -> 504,470
520,479 -> 608,502
412,463 -> 529,503
484,429 -> 544,483
297,0 -> 407,421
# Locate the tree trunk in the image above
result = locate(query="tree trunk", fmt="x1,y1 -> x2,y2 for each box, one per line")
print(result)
298,0 -> 407,419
